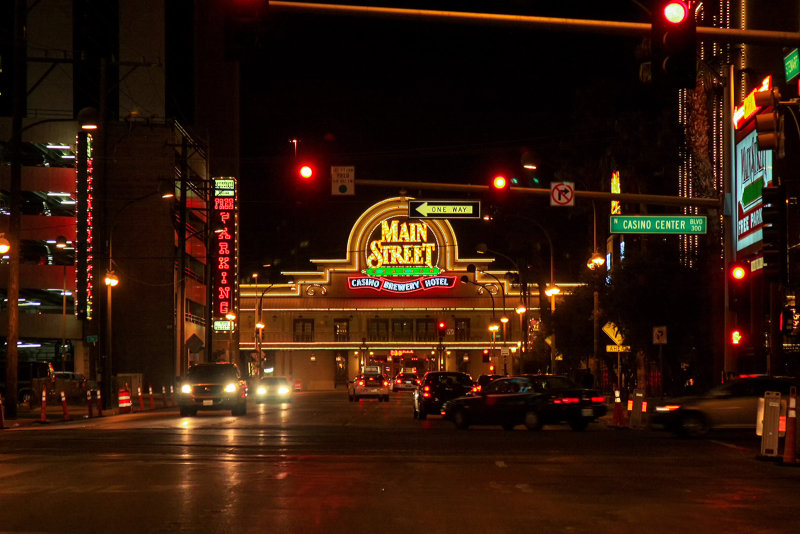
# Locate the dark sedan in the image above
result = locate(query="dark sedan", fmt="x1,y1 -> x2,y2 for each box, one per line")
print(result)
443,375 -> 607,431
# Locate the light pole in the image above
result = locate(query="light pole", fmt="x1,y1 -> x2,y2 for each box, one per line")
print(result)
56,236 -> 69,371
468,265 -> 510,373
460,275 -> 501,372
586,201 -> 606,380
254,282 -> 277,377
358,338 -> 369,372
479,215 -> 558,372
226,312 -> 237,361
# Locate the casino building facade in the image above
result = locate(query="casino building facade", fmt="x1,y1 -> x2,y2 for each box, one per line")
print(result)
237,197 -> 568,390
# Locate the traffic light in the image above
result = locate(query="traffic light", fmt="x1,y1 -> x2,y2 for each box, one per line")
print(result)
482,348 -> 490,363
651,0 -> 696,88
491,175 -> 508,191
297,163 -> 314,181
754,89 -> 784,156
761,185 -> 787,280
728,261 -> 750,350
437,320 -> 447,340
729,263 -> 747,282
730,329 -> 744,346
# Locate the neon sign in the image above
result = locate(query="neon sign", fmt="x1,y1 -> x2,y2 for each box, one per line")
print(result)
348,275 -> 457,293
733,76 -> 772,130
364,217 -> 440,276
75,132 -> 93,319
212,178 -> 237,318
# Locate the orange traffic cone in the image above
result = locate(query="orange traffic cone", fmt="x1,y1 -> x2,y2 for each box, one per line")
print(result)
612,388 -> 627,429
782,386 -> 797,466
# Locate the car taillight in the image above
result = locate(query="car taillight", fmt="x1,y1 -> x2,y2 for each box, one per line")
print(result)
555,397 -> 580,404
396,379 -> 402,384
383,381 -> 390,387
358,380 -> 365,387
591,396 -> 606,403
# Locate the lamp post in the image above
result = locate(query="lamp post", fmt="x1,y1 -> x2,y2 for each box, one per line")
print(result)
359,338 -> 369,372
460,275 -> 500,372
226,312 -> 237,361
254,282 -> 277,377
586,201 -> 606,381
55,236 -> 69,371
479,215 -> 557,372
469,265 -> 510,374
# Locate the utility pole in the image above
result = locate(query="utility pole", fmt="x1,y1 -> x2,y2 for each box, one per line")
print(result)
4,0 -> 26,420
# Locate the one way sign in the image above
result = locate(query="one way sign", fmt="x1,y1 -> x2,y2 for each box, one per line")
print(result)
408,200 -> 481,219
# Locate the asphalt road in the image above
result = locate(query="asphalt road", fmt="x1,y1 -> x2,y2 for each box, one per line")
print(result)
1,391 -> 799,534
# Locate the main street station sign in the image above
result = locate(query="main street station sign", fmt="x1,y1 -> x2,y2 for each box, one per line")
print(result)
350,213 -> 457,294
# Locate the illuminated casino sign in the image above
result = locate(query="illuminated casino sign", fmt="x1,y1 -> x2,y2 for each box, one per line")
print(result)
212,178 -> 237,318
348,275 -> 457,293
365,217 -> 440,276
349,216 -> 457,293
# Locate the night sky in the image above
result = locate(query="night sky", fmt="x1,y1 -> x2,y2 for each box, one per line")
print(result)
238,2 -> 672,280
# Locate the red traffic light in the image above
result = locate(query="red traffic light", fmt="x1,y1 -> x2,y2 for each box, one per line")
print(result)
482,349 -> 490,355
663,1 -> 689,24
298,164 -> 314,180
729,263 -> 748,281
492,175 -> 508,190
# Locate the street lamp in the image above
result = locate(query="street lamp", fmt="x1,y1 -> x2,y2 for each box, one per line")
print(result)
226,312 -> 237,361
461,275 -> 500,372
479,215 -> 557,372
586,201 -> 606,380
469,264 -> 511,373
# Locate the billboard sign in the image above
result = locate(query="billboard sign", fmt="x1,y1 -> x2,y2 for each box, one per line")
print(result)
734,129 -> 773,252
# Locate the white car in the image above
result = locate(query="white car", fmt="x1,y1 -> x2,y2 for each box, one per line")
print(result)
348,374 -> 390,402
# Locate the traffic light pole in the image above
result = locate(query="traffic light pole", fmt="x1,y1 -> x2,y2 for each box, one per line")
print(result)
270,2 -> 800,46
355,178 -> 722,210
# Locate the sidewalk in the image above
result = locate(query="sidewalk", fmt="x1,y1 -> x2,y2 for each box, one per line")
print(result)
2,395 -> 177,428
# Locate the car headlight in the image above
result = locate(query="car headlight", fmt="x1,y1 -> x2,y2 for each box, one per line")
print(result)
224,383 -> 237,393
181,384 -> 192,394
256,386 -> 266,395
278,386 -> 290,395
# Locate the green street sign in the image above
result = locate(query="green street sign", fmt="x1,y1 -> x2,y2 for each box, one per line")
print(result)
610,215 -> 707,234
785,48 -> 799,82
